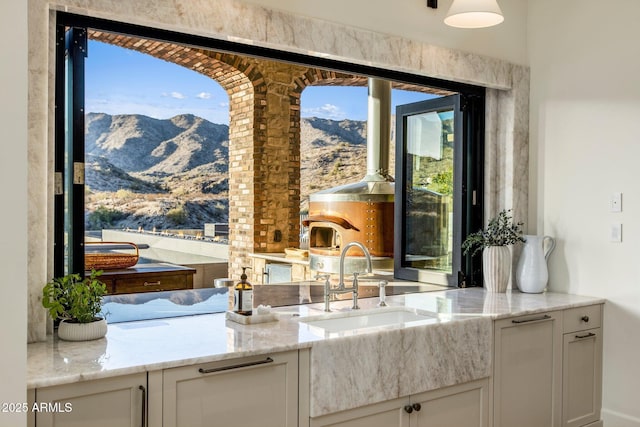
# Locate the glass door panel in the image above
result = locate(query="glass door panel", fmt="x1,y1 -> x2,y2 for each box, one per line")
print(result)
404,110 -> 454,272
395,95 -> 462,286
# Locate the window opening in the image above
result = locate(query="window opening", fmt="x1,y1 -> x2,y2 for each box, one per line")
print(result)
54,12 -> 485,323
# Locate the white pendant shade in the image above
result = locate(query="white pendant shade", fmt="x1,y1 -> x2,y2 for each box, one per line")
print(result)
444,0 -> 504,28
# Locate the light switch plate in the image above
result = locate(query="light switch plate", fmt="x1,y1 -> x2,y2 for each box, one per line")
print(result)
611,223 -> 622,242
611,192 -> 622,212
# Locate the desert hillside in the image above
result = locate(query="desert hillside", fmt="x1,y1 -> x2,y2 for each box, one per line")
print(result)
85,113 -> 390,231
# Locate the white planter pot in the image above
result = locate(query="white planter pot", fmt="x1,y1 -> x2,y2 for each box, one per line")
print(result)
483,246 -> 511,293
58,318 -> 107,341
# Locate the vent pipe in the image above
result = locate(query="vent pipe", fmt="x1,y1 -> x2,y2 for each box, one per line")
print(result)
364,78 -> 392,182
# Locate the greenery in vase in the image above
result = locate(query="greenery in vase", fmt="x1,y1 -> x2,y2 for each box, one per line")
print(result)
462,209 -> 525,256
42,270 -> 107,323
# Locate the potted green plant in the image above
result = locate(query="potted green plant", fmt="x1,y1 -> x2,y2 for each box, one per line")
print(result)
42,270 -> 108,341
462,209 -> 525,292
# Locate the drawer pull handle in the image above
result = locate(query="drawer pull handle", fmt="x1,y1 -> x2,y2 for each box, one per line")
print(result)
512,314 -> 552,324
575,332 -> 596,339
581,315 -> 590,322
139,385 -> 146,427
143,281 -> 161,286
404,405 -> 413,414
412,403 -> 422,412
198,357 -> 274,374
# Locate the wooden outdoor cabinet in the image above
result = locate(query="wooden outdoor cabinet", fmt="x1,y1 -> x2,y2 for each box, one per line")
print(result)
96,263 -> 195,294
309,378 -> 488,427
493,310 -> 563,427
32,373 -> 147,427
162,350 -> 299,427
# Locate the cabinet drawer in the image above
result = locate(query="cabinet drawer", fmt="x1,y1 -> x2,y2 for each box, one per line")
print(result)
564,305 -> 601,333
163,351 -> 298,427
113,273 -> 191,294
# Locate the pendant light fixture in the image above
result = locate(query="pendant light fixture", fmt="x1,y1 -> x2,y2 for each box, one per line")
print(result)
444,0 -> 504,28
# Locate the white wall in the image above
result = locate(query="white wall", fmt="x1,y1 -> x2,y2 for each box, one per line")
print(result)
241,0 -> 529,65
0,0 -> 28,425
529,0 -> 640,425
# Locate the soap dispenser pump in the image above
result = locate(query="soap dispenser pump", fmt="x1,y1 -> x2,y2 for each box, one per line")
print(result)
233,267 -> 253,315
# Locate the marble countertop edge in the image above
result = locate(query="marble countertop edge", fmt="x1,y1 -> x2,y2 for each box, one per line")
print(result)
27,288 -> 605,389
27,341 -> 314,389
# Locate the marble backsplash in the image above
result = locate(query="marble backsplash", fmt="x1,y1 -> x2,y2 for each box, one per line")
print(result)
26,0 -> 529,342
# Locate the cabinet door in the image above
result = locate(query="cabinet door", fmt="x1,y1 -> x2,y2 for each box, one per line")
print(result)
309,397 -> 408,427
35,373 -> 147,427
493,311 -> 562,427
163,351 -> 298,427
563,328 -> 602,427
411,379 -> 488,427
309,379 -> 488,427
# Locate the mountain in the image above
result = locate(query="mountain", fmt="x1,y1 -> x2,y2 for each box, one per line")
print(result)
85,113 -> 381,230
300,118 -> 369,195
86,113 -> 229,176
86,155 -> 149,193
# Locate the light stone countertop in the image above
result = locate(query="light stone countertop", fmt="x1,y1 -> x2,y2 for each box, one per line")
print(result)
27,287 -> 604,390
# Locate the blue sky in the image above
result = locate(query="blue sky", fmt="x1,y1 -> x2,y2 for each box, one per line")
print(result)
86,41 -> 435,124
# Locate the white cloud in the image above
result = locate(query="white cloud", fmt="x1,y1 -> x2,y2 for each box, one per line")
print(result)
161,91 -> 186,99
302,103 -> 346,120
196,92 -> 212,99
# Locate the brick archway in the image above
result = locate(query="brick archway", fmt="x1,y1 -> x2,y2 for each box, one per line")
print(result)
89,31 -> 273,276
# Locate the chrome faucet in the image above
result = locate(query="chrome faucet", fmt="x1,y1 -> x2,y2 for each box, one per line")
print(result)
322,241 -> 373,312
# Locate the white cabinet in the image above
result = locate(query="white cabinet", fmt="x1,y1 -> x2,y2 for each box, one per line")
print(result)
562,305 -> 603,427
493,311 -> 563,427
162,350 -> 298,427
28,302 -> 604,427
309,397 -> 407,427
493,305 -> 604,427
410,379 -> 488,427
33,373 -> 147,427
309,379 -> 488,427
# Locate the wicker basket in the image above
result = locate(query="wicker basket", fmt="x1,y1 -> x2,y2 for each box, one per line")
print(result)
85,242 -> 139,270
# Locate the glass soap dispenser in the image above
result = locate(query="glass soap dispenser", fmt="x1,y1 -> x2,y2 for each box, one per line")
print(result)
233,267 -> 253,315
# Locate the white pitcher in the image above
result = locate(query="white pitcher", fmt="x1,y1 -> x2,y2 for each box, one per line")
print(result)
515,235 -> 556,293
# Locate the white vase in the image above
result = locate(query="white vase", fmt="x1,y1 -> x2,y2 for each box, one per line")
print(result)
58,318 -> 107,341
516,235 -> 556,293
483,246 -> 511,292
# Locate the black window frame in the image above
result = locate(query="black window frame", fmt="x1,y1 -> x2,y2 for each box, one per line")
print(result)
394,94 -> 484,287
54,11 -> 484,286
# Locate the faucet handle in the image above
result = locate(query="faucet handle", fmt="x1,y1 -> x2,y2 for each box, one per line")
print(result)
351,272 -> 361,288
350,272 -> 360,310
315,274 -> 332,295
